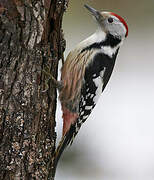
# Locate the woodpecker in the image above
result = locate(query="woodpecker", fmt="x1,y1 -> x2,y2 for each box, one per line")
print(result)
54,4 -> 128,168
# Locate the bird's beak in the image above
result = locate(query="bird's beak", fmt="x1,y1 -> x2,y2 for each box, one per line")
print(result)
84,4 -> 101,21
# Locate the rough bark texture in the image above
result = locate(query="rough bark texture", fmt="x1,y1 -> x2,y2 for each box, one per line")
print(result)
0,0 -> 67,179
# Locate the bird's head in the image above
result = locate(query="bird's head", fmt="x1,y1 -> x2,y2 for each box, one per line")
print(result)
84,4 -> 128,40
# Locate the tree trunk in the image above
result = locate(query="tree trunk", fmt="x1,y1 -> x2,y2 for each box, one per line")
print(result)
0,0 -> 67,179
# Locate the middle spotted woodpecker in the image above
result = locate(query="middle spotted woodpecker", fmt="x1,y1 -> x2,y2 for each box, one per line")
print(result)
54,4 -> 128,168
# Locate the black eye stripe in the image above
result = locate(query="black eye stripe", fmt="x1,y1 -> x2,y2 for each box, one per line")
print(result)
108,17 -> 113,23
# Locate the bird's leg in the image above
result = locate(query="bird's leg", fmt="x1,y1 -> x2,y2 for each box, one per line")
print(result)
42,65 -> 63,92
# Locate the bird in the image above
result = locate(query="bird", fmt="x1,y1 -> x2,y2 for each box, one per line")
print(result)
53,4 -> 128,170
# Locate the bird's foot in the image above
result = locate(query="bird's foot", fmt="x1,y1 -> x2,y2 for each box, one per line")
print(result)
42,65 -> 63,92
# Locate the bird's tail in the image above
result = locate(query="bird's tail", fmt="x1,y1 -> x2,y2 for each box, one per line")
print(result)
52,124 -> 76,176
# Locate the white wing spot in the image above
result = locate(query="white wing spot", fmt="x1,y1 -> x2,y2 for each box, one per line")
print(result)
93,74 -> 97,78
87,93 -> 91,97
85,106 -> 92,110
90,94 -> 94,98
83,101 -> 86,106
83,115 -> 89,119
80,111 -> 84,116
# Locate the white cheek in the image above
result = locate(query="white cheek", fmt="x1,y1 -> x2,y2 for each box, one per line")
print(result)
109,20 -> 126,38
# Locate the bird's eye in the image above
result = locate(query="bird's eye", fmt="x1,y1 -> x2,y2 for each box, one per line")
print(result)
108,17 -> 113,23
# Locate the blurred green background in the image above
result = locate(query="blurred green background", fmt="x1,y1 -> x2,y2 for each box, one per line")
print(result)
56,0 -> 154,180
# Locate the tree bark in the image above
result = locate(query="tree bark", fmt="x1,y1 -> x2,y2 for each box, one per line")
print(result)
0,0 -> 67,179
